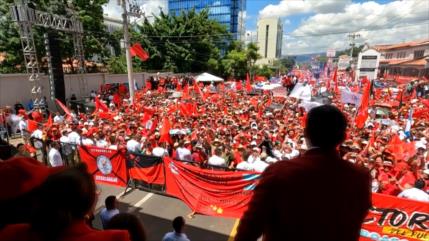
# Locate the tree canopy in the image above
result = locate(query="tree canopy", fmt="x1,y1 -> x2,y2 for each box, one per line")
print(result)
0,0 -> 114,73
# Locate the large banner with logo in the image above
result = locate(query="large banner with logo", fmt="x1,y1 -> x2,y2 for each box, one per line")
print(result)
360,193 -> 428,241
79,146 -> 128,187
164,157 -> 260,218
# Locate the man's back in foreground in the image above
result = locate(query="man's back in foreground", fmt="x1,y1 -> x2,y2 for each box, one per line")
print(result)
235,105 -> 372,241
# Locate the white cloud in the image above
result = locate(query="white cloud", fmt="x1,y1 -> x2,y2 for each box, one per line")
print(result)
282,0 -> 429,55
260,0 -> 351,18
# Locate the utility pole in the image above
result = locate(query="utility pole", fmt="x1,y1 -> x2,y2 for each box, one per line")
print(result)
120,0 -> 141,104
348,33 -> 360,58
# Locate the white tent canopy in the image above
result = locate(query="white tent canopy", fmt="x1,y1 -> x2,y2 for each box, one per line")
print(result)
195,72 -> 224,82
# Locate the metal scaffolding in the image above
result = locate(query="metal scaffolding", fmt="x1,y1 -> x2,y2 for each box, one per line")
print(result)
10,0 -> 85,103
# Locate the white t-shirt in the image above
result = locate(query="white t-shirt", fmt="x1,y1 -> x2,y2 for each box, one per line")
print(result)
68,131 -> 81,146
31,129 -> 44,149
18,119 -> 27,133
60,136 -> 73,155
127,139 -> 141,153
253,159 -> 269,173
247,155 -> 260,164
81,138 -> 95,146
236,161 -> 254,171
208,155 -> 226,167
176,147 -> 192,161
96,139 -> 108,148
48,148 -> 63,167
398,188 -> 429,202
153,146 -> 168,157
53,115 -> 64,124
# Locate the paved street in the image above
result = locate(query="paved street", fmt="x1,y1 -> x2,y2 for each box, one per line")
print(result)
94,184 -> 238,241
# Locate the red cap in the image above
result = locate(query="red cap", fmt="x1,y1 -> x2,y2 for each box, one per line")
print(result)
0,157 -> 63,201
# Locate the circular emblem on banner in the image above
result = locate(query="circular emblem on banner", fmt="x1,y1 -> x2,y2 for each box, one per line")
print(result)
97,155 -> 112,175
169,162 -> 179,175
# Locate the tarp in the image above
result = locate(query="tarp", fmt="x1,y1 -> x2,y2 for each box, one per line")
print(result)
195,72 -> 224,82
79,146 -> 128,187
289,83 -> 312,101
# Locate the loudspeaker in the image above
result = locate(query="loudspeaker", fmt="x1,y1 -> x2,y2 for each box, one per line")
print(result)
47,32 -> 66,104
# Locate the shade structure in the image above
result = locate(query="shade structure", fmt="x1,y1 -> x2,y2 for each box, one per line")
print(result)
195,72 -> 224,82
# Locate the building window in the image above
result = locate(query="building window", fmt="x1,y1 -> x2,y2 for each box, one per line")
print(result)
397,52 -> 406,59
265,25 -> 269,58
414,50 -> 424,59
385,53 -> 393,59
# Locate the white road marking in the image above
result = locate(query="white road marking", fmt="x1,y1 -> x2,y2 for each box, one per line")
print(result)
134,193 -> 154,207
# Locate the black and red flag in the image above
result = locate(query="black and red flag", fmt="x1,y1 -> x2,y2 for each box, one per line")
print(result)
127,153 -> 165,187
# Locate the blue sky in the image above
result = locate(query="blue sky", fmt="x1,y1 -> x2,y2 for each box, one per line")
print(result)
104,0 -> 429,55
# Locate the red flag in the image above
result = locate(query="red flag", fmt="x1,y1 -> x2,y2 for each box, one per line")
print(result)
113,93 -> 121,107
193,80 -> 206,101
333,68 -> 338,93
55,99 -> 72,117
236,81 -> 242,91
95,96 -> 109,113
386,135 -> 417,161
144,81 -> 152,92
355,78 -> 371,129
159,117 -> 172,144
130,43 -> 149,61
27,119 -> 38,133
254,75 -> 265,82
246,73 -> 252,93
45,114 -> 53,128
118,84 -> 128,94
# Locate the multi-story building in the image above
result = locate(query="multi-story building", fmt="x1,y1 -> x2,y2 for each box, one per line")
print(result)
103,16 -> 124,56
168,0 -> 246,40
256,17 -> 283,65
374,39 -> 429,82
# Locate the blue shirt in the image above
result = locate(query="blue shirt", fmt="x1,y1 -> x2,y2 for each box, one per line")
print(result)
162,231 -> 190,241
100,208 -> 120,229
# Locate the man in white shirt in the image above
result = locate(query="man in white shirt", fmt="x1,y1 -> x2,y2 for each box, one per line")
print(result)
53,112 -> 64,124
67,128 -> 81,146
126,135 -> 142,153
153,143 -> 169,157
18,117 -> 27,138
208,148 -> 226,167
162,216 -> 190,241
398,179 -> 429,202
48,142 -> 63,167
176,141 -> 192,162
30,125 -> 44,149
60,130 -> 74,166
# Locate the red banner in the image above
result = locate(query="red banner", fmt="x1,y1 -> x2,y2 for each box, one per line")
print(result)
360,193 -> 428,241
79,146 -> 128,187
164,157 -> 260,218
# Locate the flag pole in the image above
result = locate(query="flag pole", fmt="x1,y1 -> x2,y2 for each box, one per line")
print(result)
122,0 -> 135,104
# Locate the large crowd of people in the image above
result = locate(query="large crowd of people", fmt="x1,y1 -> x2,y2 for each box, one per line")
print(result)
1,72 -> 429,241
1,74 -> 429,201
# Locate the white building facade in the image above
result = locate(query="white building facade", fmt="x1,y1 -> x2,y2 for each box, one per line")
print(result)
256,18 -> 283,65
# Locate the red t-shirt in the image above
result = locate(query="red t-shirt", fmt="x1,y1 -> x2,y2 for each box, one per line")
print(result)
398,171 -> 416,189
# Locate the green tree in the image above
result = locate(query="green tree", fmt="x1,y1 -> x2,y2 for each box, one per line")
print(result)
246,42 -> 260,70
132,9 -> 229,73
336,44 -> 364,58
279,56 -> 296,72
255,65 -> 273,79
0,0 -> 114,73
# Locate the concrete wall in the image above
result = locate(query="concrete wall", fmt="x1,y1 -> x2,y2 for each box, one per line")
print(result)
0,72 -> 150,107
